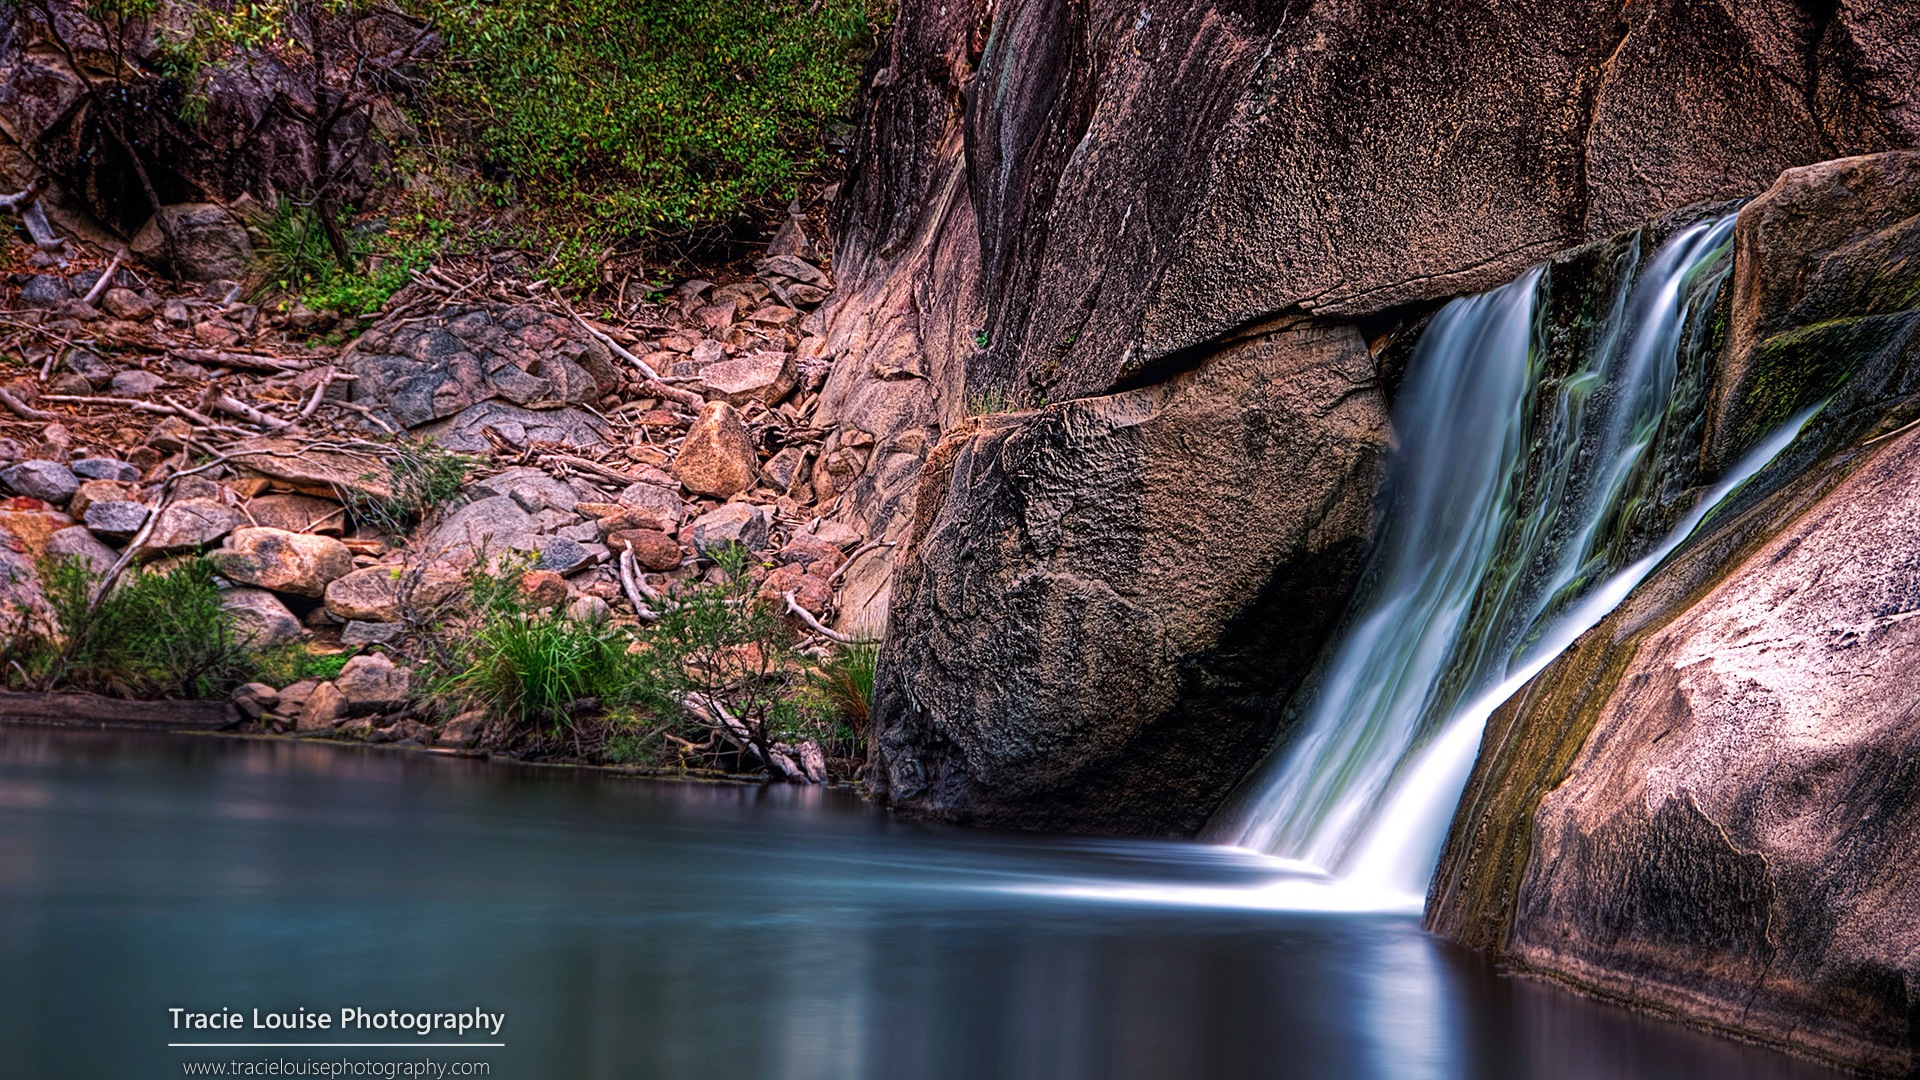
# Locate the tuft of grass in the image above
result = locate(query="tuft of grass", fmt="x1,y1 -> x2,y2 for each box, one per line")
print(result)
7,556 -> 251,699
355,437 -> 477,533
254,200 -> 449,315
810,640 -> 876,737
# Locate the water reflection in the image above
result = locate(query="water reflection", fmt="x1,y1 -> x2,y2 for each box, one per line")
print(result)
0,729 -> 1842,1080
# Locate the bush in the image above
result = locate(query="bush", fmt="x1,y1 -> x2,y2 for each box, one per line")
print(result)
7,556 -> 251,699
255,200 -> 448,315
409,0 -> 887,276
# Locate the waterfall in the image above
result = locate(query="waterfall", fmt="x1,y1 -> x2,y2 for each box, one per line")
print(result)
1207,215 -> 1781,894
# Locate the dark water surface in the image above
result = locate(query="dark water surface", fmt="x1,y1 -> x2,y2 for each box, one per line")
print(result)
0,728 -> 1842,1080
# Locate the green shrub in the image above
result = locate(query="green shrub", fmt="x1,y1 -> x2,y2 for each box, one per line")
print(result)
409,0 -> 887,277
354,437 -> 477,533
810,640 -> 876,735
256,200 -> 448,315
10,556 -> 251,699
251,644 -> 352,686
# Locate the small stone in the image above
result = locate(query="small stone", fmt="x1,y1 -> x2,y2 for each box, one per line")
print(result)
101,287 -> 154,320
18,275 -> 70,307
46,372 -> 92,397
779,534 -> 846,576
808,521 -> 863,550
70,457 -> 140,483
474,467 -> 579,513
340,621 -> 405,646
45,526 -> 118,574
747,304 -> 801,326
209,527 -> 354,597
612,481 -> 685,530
557,520 -> 600,543
63,350 -> 115,388
785,283 -> 831,306
519,569 -> 569,608
435,710 -> 488,748
223,588 -> 305,647
534,535 -> 593,575
299,682 -> 346,730
82,500 -> 150,541
1,461 -> 79,504
763,447 -> 810,491
231,682 -> 280,720
607,528 -> 683,571
67,479 -> 134,520
163,298 -> 193,325
427,495 -> 537,558
754,254 -> 828,287
565,595 -> 610,622
334,653 -> 411,715
673,402 -> 759,498
695,350 -> 796,407
325,564 -> 463,623
141,498 -> 246,552
759,563 -> 833,616
148,416 -> 193,451
692,302 -> 737,331
689,503 -> 770,555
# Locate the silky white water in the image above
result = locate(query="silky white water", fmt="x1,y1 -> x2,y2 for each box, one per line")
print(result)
1019,215 -> 1813,914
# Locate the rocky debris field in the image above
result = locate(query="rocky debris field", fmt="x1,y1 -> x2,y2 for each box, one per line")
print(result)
0,215 -> 884,778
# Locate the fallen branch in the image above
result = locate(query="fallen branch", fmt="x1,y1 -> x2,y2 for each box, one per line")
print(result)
827,538 -> 895,585
79,250 -> 126,308
544,452 -> 640,486
783,590 -> 854,644
172,348 -> 310,373
214,392 -> 292,430
617,546 -> 660,623
0,387 -> 53,421
546,289 -> 706,408
300,368 -> 337,418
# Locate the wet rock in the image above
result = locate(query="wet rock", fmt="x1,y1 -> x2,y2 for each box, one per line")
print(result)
606,528 -> 682,571
324,564 -> 463,623
333,653 -> 411,715
131,204 -> 255,282
2,461 -> 78,504
222,588 -> 305,647
673,402 -> 759,498
209,527 -> 354,597
70,458 -> 141,483
688,503 -> 770,554
141,498 -> 247,553
82,500 -> 151,541
695,350 -> 796,407
45,525 -> 118,574
108,369 -> 167,397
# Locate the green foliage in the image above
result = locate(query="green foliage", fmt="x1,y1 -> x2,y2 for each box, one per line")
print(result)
445,604 -> 635,732
409,0 -> 887,272
355,436 -> 477,533
255,200 -> 448,314
7,556 -> 251,699
251,644 -> 352,685
809,640 -> 876,736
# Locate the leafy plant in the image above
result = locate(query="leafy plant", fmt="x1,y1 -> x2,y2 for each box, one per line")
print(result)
251,644 -> 352,685
810,640 -> 877,736
255,200 -> 448,314
6,556 -> 251,699
408,0 -> 888,274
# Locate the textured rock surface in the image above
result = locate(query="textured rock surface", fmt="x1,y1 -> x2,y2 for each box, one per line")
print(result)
1436,427 -> 1920,1076
870,322 -> 1388,833
130,204 -> 254,281
209,527 -> 353,597
673,402 -> 759,498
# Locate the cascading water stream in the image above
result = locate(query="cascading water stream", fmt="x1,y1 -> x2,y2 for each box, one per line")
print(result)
1200,214 -> 1799,898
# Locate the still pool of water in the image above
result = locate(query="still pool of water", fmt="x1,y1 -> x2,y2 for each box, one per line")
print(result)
0,728 -> 1840,1079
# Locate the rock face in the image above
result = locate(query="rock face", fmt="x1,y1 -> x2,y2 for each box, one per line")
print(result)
833,0 -> 1920,832
871,323 -> 1388,833
1434,426 -> 1920,1077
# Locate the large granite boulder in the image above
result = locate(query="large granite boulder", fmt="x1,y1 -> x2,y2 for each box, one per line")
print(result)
870,322 -> 1388,834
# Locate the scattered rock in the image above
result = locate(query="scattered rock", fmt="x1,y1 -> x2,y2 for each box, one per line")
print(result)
18,275 -> 70,307
298,681 -> 346,730
325,564 -> 463,623
131,203 -> 255,282
209,527 -> 353,597
435,710 -> 488,748
762,447 -> 810,491
227,437 -> 392,502
673,402 -> 760,498
231,682 -> 280,720
2,461 -> 79,504
474,467 -> 579,513
67,479 -> 134,520
70,458 -> 141,483
340,620 -> 405,646
688,503 -> 770,554
106,369 -> 165,397
45,526 -> 118,574
611,482 -> 685,531
414,400 -> 608,453
760,563 -> 833,616
607,528 -> 682,571
565,595 -> 609,622
779,534 -> 845,577
755,254 -> 828,287
518,569 -> 569,608
222,588 -> 305,647
244,493 -> 348,536
808,521 -> 863,550
796,739 -> 827,783
334,653 -> 411,715
534,536 -> 594,575
427,495 -> 536,558
695,350 -> 796,406
63,350 -> 115,388
82,500 -> 151,541
101,287 -> 154,320
141,498 -> 248,553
